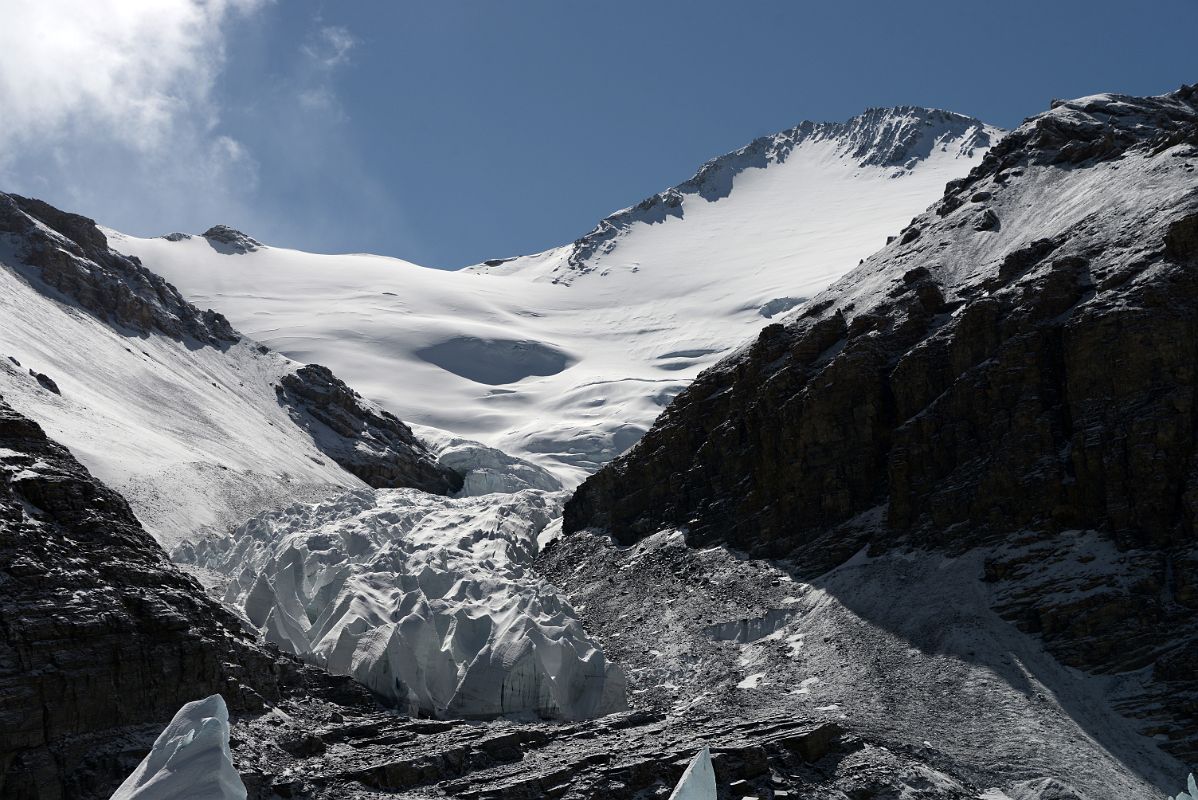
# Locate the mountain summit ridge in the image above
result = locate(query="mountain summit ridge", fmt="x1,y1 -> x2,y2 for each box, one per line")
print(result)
473,106 -> 1000,282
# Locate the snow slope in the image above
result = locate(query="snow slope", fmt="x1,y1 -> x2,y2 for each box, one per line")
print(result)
110,695 -> 246,800
176,488 -> 628,721
112,107 -> 999,484
0,244 -> 362,548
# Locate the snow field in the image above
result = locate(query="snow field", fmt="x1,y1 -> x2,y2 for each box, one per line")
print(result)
111,108 -> 997,485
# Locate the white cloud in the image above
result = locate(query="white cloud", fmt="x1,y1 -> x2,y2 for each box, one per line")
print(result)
0,2 -> 388,254
303,25 -> 356,70
0,0 -> 265,236
296,25 -> 357,115
0,0 -> 262,154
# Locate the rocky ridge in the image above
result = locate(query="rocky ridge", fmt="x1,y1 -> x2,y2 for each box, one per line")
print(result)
565,85 -> 1198,761
1,191 -> 459,503
0,193 -> 237,345
275,364 -> 462,494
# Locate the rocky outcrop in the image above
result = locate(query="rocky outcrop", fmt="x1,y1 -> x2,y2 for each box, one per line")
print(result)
0,193 -> 237,345
275,364 -> 462,494
2,192 -> 452,500
222,693 -> 971,800
202,224 -> 262,253
0,396 -> 303,799
565,85 -> 1198,759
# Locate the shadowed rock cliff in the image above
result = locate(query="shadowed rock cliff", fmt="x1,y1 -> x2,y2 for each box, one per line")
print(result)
0,397 -> 298,798
275,364 -> 462,493
565,85 -> 1198,761
0,193 -> 237,345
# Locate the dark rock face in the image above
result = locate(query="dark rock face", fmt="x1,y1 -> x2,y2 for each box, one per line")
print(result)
276,364 -> 462,494
0,397 -> 299,799
202,224 -> 262,253
0,392 -> 958,799
0,193 -> 237,345
226,691 -> 983,800
27,370 -> 59,394
565,86 -> 1198,759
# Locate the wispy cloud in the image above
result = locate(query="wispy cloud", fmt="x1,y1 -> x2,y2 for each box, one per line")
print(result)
304,25 -> 357,70
0,0 -> 262,156
0,0 -> 264,231
0,4 -> 399,255
296,25 -> 358,114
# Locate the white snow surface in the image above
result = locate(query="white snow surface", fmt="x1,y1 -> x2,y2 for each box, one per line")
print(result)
110,694 -> 245,800
668,746 -> 716,800
0,249 -> 363,548
178,488 -> 627,720
412,423 -> 562,496
111,107 -> 998,485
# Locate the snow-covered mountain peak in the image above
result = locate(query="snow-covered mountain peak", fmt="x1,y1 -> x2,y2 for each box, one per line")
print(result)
473,106 -> 999,286
824,105 -> 994,168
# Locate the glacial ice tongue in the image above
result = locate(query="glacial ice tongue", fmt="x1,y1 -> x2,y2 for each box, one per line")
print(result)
668,746 -> 716,800
177,488 -> 627,720
110,694 -> 245,800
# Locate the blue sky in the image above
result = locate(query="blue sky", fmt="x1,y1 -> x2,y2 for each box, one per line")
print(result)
2,1 -> 1195,268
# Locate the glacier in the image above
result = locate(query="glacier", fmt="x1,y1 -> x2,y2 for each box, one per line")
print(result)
109,695 -> 245,800
177,488 -> 627,720
668,746 -> 716,800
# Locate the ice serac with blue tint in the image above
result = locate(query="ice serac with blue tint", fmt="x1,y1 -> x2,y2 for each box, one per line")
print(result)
110,695 -> 245,800
668,746 -> 716,800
